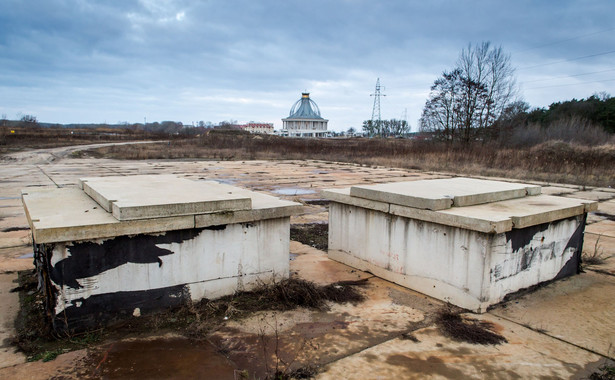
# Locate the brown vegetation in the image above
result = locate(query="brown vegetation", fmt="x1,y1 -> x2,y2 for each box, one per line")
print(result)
0,126 -> 165,154
81,130 -> 615,187
12,270 -> 365,361
436,308 -> 507,345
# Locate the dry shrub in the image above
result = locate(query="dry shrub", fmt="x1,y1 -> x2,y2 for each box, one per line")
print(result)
436,308 -> 507,345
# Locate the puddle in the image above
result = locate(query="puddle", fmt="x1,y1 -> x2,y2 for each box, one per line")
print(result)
18,253 -> 33,259
214,179 -> 237,185
272,188 -> 316,196
290,253 -> 298,261
86,337 -> 237,379
0,197 -> 20,200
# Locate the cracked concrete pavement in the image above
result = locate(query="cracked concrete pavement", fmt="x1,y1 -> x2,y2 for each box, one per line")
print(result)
0,143 -> 614,379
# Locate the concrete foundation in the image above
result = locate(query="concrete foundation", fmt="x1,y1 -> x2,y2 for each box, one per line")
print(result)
22,175 -> 302,331
324,178 -> 597,312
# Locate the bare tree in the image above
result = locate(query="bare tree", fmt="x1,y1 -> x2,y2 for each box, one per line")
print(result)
421,42 -> 519,142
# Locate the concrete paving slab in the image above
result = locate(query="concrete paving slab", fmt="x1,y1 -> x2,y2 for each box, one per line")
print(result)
491,271 -> 615,358
540,186 -> 580,195
80,175 -> 252,220
350,178 -> 540,210
596,199 -> 615,216
585,220 -> 615,238
209,275 -> 443,379
583,233 -> 615,275
0,273 -> 26,369
0,247 -> 34,273
565,190 -> 615,202
290,242 -> 372,285
316,313 -> 605,380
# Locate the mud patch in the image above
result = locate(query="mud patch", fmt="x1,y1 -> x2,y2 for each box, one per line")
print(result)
290,223 -> 328,251
83,337 -> 237,379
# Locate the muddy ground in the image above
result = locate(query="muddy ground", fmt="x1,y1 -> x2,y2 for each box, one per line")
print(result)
0,143 -> 614,379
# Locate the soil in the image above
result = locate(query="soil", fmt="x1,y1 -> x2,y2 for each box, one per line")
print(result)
290,224 -> 329,251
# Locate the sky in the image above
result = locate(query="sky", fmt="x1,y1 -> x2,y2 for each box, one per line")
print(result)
1,0 -> 614,132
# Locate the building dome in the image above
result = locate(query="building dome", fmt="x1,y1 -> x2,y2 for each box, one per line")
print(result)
281,92 -> 328,138
288,93 -> 323,119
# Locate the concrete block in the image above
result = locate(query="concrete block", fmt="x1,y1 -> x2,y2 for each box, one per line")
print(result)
80,175 -> 252,220
328,202 -> 586,312
350,178 -> 540,210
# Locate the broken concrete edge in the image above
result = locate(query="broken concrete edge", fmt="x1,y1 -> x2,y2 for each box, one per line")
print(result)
21,187 -> 303,244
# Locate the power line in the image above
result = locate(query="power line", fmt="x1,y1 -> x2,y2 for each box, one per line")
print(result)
521,67 -> 615,84
518,49 -> 615,70
513,27 -> 615,53
525,77 -> 615,90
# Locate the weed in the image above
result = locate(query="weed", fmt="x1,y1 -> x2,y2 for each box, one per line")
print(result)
584,235 -> 612,266
590,363 -> 615,380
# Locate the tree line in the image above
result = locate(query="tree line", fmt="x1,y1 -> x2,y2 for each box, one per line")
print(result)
415,41 -> 613,143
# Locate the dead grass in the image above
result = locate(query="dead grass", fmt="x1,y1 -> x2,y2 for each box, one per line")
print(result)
79,133 -> 615,188
0,126 -> 162,154
436,307 -> 507,345
583,235 -> 612,266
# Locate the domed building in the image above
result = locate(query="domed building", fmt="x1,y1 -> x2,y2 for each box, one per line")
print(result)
281,93 -> 328,137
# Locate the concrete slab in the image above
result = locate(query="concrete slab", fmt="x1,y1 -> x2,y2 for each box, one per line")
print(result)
290,241 -> 373,285
585,220 -> 615,238
491,271 -> 615,358
325,188 -> 594,233
565,190 -> 615,202
438,193 -> 595,230
540,186 -> 580,196
194,188 -> 302,229
0,247 -> 34,274
596,199 -> 615,216
0,273 -> 26,369
350,178 -> 541,210
80,175 -> 252,220
316,314 -> 604,380
21,187 -> 195,243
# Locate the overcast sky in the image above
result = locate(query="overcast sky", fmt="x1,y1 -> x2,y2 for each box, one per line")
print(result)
1,0 -> 613,132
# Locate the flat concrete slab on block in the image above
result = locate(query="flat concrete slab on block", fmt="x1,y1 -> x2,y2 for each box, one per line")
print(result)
438,193 -> 595,230
80,175 -> 252,220
22,179 -> 302,243
349,178 -> 541,211
21,187 -> 195,243
324,188 -> 596,233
